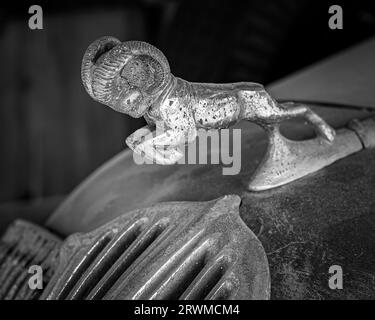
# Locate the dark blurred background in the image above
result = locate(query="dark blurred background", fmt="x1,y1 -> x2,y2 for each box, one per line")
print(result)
0,0 -> 374,228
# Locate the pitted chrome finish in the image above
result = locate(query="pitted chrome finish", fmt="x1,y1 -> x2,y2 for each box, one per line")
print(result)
41,195 -> 270,300
249,115 -> 375,190
81,37 -> 337,191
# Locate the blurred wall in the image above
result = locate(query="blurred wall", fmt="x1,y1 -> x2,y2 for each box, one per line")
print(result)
0,7 -> 146,203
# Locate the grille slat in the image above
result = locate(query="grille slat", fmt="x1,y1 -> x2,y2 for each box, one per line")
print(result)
67,219 -> 146,299
86,219 -> 168,299
206,278 -> 237,300
135,236 -> 213,300
41,195 -> 270,300
50,233 -> 112,300
179,251 -> 234,300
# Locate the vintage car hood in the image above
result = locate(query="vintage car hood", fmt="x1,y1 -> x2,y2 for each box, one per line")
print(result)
40,38 -> 375,299
41,108 -> 375,299
269,36 -> 375,109
46,105 -> 373,235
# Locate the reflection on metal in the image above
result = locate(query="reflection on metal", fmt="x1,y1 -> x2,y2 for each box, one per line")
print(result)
0,220 -> 61,300
81,37 -> 336,186
348,117 -> 375,149
249,115 -> 375,191
41,195 -> 270,300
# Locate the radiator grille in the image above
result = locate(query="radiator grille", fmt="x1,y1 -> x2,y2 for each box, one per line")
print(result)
41,195 -> 270,300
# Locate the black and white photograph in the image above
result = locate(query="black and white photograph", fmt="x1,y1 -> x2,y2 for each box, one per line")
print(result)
0,0 -> 375,308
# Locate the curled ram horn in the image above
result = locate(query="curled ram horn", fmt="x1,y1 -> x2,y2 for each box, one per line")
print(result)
81,37 -> 171,115
81,36 -> 121,99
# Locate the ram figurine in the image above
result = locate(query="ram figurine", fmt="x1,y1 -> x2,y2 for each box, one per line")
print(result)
81,36 -> 335,170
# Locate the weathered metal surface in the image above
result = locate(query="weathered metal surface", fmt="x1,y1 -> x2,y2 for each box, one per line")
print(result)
349,117 -> 375,149
248,115 -> 375,190
241,146 -> 375,299
3,111 -> 374,300
47,106 -> 372,234
0,220 -> 61,299
41,195 -> 270,300
46,105 -> 375,299
81,37 -> 335,190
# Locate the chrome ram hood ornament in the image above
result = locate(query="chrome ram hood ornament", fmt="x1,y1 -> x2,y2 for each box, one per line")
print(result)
40,195 -> 270,300
81,36 -> 337,191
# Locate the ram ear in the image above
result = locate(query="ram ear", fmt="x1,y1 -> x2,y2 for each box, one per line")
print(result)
120,41 -> 171,95
81,36 -> 121,99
